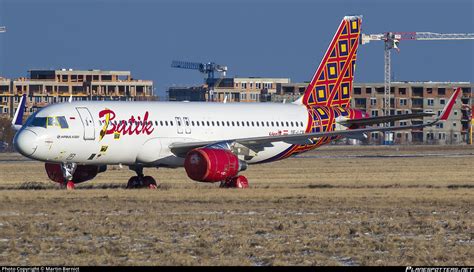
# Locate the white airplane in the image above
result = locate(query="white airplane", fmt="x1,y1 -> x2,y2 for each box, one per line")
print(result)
12,16 -> 460,189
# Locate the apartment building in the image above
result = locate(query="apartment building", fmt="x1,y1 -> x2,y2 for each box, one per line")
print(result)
275,81 -> 473,144
169,77 -> 290,102
0,69 -> 154,118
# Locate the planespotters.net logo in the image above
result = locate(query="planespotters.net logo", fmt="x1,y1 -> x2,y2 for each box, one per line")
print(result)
406,267 -> 473,272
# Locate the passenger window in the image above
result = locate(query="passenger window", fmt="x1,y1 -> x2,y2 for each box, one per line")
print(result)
207,121 -> 210,126
165,121 -> 169,126
236,121 -> 240,126
231,121 -> 235,126
246,121 -> 250,126
227,121 -> 230,126
271,121 -> 274,126
291,121 -> 294,127
191,121 -> 195,126
211,121 -> 215,126
170,121 -> 174,126
276,122 -> 279,127
286,122 -> 289,127
261,121 -> 264,126
251,121 -> 254,126
266,121 -> 269,126
160,121 -> 164,126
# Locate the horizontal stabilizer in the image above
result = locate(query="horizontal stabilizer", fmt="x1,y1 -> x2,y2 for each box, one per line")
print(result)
340,112 -> 435,126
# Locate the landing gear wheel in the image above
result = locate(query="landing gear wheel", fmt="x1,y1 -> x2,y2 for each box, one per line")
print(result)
221,175 -> 249,189
126,176 -> 140,189
126,166 -> 158,189
126,176 -> 158,189
143,176 -> 158,189
66,181 -> 75,190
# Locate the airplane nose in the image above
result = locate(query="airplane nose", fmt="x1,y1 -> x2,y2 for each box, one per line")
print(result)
14,129 -> 38,156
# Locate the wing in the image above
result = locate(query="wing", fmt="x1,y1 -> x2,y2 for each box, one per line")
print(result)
169,87 -> 461,157
170,122 -> 428,157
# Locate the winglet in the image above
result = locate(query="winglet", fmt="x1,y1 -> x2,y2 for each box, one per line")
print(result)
439,88 -> 461,121
11,94 -> 26,131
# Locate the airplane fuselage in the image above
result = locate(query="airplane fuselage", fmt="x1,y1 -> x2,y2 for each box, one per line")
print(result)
15,101 -> 363,167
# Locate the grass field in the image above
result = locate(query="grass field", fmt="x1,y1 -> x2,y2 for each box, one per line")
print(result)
0,145 -> 472,266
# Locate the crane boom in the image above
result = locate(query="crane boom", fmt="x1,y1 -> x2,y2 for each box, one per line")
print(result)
171,60 -> 203,71
362,32 -> 474,44
405,32 -> 474,40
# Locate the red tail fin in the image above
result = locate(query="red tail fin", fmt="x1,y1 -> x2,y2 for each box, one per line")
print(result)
300,16 -> 362,108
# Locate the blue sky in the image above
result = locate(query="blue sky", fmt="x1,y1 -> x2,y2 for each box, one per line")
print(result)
0,0 -> 473,98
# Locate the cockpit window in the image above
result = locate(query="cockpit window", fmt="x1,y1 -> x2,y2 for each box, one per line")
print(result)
47,117 -> 60,127
26,116 -> 69,129
57,116 -> 69,129
29,117 -> 47,128
47,116 -> 69,129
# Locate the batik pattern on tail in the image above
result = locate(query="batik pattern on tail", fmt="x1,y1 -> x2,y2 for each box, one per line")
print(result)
259,107 -> 360,163
302,16 -> 361,108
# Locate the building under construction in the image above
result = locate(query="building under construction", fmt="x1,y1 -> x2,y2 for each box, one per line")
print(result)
0,69 -> 154,118
169,80 -> 473,145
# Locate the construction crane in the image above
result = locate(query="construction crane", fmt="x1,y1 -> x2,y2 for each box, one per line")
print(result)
361,32 -> 474,144
171,60 -> 228,101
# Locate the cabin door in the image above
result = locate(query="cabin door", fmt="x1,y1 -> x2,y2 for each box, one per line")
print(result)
76,107 -> 96,140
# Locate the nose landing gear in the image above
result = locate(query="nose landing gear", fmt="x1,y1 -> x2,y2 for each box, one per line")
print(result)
61,162 -> 77,190
127,166 -> 158,189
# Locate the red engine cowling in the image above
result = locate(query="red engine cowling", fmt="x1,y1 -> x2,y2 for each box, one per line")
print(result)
45,163 -> 107,183
184,148 -> 246,182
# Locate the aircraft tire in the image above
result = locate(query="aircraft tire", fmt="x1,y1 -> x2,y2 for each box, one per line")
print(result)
143,176 -> 158,189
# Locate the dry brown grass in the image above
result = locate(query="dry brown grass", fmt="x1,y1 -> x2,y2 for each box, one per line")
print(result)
0,145 -> 472,266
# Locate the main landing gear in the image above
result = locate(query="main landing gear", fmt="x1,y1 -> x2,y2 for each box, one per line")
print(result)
61,162 -> 77,190
127,165 -> 158,189
220,175 -> 249,189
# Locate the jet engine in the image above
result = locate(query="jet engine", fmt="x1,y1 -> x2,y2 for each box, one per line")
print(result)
45,163 -> 107,183
184,148 -> 247,182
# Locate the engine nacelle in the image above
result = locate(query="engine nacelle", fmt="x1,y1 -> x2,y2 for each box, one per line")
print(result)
184,148 -> 247,182
45,163 -> 107,183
